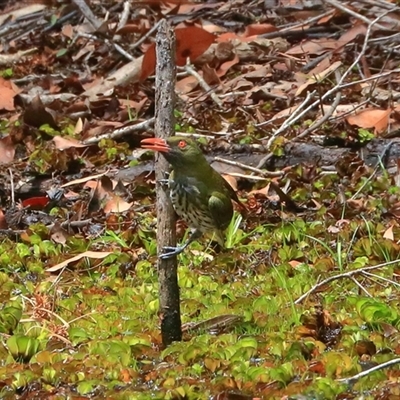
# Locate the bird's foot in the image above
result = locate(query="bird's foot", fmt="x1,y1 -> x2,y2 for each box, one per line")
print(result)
157,178 -> 169,187
159,246 -> 185,259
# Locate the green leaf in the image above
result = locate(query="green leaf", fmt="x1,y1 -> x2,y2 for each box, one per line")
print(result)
356,298 -> 398,323
69,327 -> 91,345
56,48 -> 68,58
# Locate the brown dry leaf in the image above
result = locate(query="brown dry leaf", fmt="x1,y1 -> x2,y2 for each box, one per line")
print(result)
119,98 -> 147,114
317,10 -> 336,24
270,106 -> 300,123
337,23 -> 367,48
354,340 -> 377,357
84,180 -> 101,190
289,260 -> 302,268
216,32 -> 240,43
74,118 -> 84,135
308,55 -> 332,76
346,108 -> 391,134
174,2 -> 220,14
243,23 -> 277,37
50,222 -> 70,244
383,225 -> 394,241
53,136 -> 89,150
346,199 -> 365,211
61,24 -> 74,39
249,183 -> 271,197
83,176 -> 132,214
0,77 -> 19,111
61,171 -> 108,188
73,44 -> 96,61
104,196 -> 133,213
380,322 -> 398,338
223,77 -> 253,93
216,54 -> 240,78
0,136 -> 15,164
88,180 -> 108,213
286,38 -> 339,55
0,209 -> 7,229
243,65 -> 271,80
295,61 -> 342,96
201,21 -> 226,34
327,225 -> 340,234
23,95 -> 58,129
222,174 -> 238,191
46,251 -> 113,272
176,75 -> 199,95
202,64 -> 220,86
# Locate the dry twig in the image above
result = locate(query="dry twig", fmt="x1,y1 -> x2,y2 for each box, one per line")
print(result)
337,358 -> 400,384
295,258 -> 400,304
82,118 -> 154,145
183,63 -> 223,108
323,0 -> 387,30
213,156 -> 284,177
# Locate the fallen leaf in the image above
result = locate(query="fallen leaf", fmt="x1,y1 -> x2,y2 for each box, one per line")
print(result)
346,108 -> 391,134
221,174 -> 238,191
53,136 -> 89,150
286,38 -> 339,55
337,23 -> 367,48
0,77 -> 19,111
103,196 -> 133,213
23,95 -> 58,129
50,222 -> 70,244
176,75 -> 199,95
0,136 -> 15,164
383,225 -> 394,241
0,209 -> 7,229
46,251 -> 113,272
61,171 -> 109,188
243,23 -> 277,37
296,61 -> 342,96
289,260 -> 302,268
216,55 -> 240,77
141,26 -> 215,80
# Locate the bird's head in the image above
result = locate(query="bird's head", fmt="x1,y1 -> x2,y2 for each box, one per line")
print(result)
141,136 -> 205,168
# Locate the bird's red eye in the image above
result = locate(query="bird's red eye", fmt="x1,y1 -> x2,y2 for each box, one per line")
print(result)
178,140 -> 187,149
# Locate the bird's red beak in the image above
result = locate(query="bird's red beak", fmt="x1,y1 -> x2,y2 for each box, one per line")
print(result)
140,138 -> 170,153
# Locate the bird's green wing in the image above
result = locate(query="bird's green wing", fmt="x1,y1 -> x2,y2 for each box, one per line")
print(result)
208,191 -> 233,231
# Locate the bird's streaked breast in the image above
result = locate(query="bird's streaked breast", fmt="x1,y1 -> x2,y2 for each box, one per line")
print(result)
169,180 -> 216,233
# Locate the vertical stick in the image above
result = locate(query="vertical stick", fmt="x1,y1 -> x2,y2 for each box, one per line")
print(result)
154,20 -> 182,345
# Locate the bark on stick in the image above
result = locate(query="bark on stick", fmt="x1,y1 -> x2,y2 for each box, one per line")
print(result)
154,20 -> 182,345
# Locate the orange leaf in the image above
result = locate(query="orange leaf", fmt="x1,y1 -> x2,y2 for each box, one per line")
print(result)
141,26 -> 215,80
243,23 -> 277,37
0,209 -> 7,229
0,77 -> 18,111
346,108 -> 391,134
216,54 -> 239,78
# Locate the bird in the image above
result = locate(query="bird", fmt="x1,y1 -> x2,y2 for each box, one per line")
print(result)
141,136 -> 244,259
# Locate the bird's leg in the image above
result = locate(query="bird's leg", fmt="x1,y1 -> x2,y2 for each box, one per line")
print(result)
158,178 -> 169,186
157,171 -> 170,187
159,229 -> 203,259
